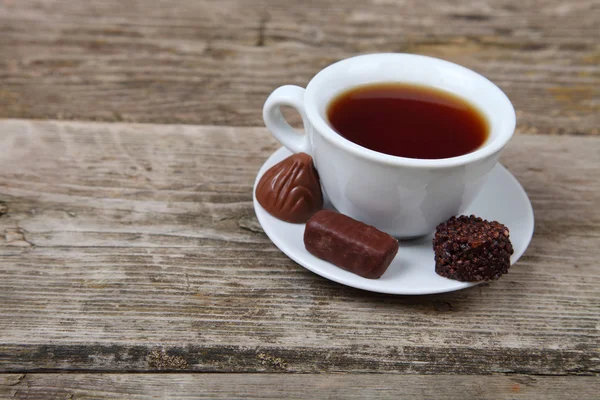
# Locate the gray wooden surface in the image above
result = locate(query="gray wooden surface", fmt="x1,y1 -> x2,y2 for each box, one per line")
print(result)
0,0 -> 598,134
1,374 -> 599,399
1,0 -> 599,398
0,120 -> 598,399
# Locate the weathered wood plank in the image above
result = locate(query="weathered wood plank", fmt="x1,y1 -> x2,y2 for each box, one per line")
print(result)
0,0 -> 598,134
1,373 -> 599,400
0,120 -> 599,374
1,344 -> 597,375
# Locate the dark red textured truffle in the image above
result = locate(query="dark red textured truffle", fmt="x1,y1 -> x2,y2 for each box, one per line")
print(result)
433,215 -> 514,282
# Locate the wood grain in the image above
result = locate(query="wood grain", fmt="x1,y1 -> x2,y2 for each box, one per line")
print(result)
0,120 -> 599,374
1,373 -> 599,399
0,0 -> 599,134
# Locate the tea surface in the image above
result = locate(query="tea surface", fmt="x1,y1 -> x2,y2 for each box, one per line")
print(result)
327,83 -> 489,159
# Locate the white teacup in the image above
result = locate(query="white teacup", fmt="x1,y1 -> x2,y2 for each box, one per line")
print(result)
263,53 -> 515,238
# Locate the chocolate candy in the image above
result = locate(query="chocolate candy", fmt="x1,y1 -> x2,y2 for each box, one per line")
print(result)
256,153 -> 323,223
304,210 -> 399,279
433,215 -> 514,282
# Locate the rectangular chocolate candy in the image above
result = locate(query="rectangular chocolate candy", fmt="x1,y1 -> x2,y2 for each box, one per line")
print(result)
304,210 -> 399,279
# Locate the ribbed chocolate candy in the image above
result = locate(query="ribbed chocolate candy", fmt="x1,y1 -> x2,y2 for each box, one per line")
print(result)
256,153 -> 323,223
304,210 -> 399,279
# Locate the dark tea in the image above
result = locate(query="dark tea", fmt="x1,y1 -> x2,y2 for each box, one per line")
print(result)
327,83 -> 489,159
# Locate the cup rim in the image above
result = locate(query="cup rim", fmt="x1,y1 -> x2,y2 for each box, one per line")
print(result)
304,53 -> 516,169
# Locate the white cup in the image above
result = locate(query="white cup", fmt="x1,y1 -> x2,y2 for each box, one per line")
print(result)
263,53 -> 515,238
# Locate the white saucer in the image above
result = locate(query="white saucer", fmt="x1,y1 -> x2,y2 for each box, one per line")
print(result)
253,147 -> 534,295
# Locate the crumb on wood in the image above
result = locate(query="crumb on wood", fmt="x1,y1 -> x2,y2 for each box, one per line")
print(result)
257,352 -> 288,369
0,203 -> 7,216
147,349 -> 189,370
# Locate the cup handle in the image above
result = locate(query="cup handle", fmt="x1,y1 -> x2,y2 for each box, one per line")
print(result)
263,85 -> 311,154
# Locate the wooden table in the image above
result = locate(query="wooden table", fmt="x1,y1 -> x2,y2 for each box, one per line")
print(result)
1,1 -> 598,398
